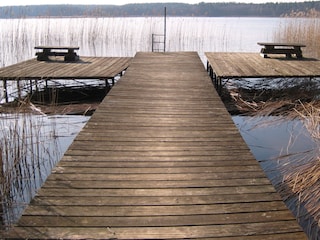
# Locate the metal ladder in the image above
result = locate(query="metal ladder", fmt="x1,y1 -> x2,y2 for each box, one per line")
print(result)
152,34 -> 165,52
151,7 -> 167,52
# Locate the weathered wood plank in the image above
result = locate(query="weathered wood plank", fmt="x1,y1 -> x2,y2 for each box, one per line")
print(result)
17,210 -> 296,227
43,178 -> 271,189
45,172 -> 267,181
57,159 -> 258,167
61,153 -> 254,161
36,186 -> 278,197
47,166 -> 261,174
5,223 -> 305,239
31,193 -> 283,206
22,202 -> 288,216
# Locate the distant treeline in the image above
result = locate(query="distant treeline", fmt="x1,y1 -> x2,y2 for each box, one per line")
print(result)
1,2 -> 320,18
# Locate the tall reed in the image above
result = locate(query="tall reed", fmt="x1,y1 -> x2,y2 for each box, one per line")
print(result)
275,102 -> 320,237
271,9 -> 320,237
0,111 -> 60,228
275,8 -> 320,58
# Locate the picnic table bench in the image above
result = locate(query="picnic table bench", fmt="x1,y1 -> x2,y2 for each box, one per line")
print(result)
257,42 -> 306,59
35,46 -> 80,61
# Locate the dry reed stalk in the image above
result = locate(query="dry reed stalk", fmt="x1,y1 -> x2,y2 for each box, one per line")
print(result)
276,9 -> 320,58
275,102 -> 320,236
293,101 -> 320,139
0,110 -> 60,228
227,77 -> 320,235
227,87 -> 301,116
287,159 -> 320,194
279,103 -> 320,193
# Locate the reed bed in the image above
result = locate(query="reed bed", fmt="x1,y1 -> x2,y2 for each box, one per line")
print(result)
0,110 -> 60,228
225,81 -> 320,236
224,75 -> 320,235
271,10 -> 320,236
275,102 -> 320,238
276,8 -> 320,58
0,95 -> 89,229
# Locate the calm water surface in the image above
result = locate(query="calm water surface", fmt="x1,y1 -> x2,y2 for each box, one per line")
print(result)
0,17 -> 283,66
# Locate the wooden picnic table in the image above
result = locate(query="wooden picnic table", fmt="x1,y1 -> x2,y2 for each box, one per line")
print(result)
257,42 -> 306,59
35,46 -> 80,61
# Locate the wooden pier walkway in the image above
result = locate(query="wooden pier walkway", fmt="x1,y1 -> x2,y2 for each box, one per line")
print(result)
4,52 -> 306,239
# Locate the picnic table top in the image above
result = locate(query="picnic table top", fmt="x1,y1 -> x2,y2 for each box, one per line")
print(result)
257,42 -> 306,47
34,46 -> 80,50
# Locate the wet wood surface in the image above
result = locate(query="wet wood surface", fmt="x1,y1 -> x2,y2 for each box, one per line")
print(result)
4,52 -> 306,239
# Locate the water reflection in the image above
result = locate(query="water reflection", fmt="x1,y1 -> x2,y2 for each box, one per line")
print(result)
233,116 -> 315,163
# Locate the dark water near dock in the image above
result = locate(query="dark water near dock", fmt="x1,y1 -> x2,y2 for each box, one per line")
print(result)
233,116 -> 315,179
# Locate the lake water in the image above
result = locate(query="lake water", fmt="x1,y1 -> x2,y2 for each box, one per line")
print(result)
0,17 -> 318,237
0,17 -> 284,67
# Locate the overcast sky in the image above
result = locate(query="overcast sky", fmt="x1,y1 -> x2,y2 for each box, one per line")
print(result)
0,0 -> 311,7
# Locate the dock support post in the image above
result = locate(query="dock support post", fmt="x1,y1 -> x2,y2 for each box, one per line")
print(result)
217,76 -> 222,94
164,7 -> 166,52
3,80 -> 8,103
104,79 -> 111,89
35,80 -> 39,93
29,80 -> 33,94
151,34 -> 154,52
206,62 -> 218,90
17,80 -> 21,100
207,61 -> 210,73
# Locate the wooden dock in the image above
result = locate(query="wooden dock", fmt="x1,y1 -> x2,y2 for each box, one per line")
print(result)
0,57 -> 132,80
206,52 -> 320,91
3,52 -> 306,239
0,56 -> 132,102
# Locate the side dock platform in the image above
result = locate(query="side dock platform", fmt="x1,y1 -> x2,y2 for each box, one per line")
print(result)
4,52 -> 306,239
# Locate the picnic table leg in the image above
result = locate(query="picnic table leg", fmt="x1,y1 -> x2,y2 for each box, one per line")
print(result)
295,46 -> 303,59
260,48 -> 268,58
260,46 -> 273,58
37,49 -> 50,61
65,49 -> 79,61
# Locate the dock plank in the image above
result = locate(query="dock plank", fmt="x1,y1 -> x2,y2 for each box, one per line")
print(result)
6,225 -> 305,239
18,210 -> 297,227
3,52 -> 306,239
